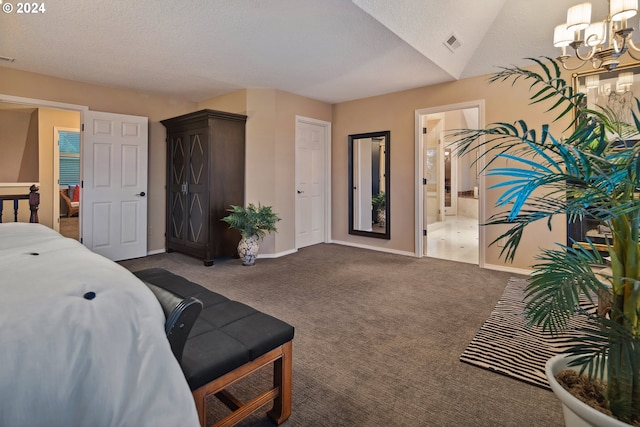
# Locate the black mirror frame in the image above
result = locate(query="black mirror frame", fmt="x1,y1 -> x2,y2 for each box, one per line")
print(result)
348,130 -> 390,240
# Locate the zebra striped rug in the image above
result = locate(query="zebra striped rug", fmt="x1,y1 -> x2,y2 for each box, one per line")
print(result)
460,277 -> 595,389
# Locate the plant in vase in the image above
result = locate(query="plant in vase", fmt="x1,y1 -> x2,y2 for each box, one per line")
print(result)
453,58 -> 640,425
221,203 -> 281,266
372,191 -> 386,228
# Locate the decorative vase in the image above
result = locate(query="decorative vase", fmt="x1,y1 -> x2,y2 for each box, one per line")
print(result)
237,234 -> 260,266
546,354 -> 630,427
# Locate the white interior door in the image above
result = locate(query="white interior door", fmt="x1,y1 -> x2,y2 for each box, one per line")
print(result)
82,111 -> 148,261
295,118 -> 329,248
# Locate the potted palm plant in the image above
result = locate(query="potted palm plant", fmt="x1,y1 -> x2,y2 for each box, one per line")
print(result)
221,203 -> 281,266
454,58 -> 640,426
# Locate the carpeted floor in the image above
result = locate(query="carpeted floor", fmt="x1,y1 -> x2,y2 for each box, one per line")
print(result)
59,216 -> 79,241
119,244 -> 566,426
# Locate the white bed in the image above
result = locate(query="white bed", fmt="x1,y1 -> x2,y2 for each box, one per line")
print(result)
0,223 -> 199,427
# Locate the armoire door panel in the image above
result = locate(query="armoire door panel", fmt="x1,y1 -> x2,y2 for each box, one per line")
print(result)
189,132 -> 206,185
171,137 -> 185,186
186,130 -> 209,247
167,136 -> 188,245
169,192 -> 186,241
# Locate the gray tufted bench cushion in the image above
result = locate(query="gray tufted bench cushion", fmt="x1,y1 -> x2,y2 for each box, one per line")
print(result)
133,267 -> 294,427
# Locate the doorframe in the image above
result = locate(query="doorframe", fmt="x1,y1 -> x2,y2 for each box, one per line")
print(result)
53,126 -> 81,231
414,100 -> 486,267
294,115 -> 332,248
0,94 -> 88,231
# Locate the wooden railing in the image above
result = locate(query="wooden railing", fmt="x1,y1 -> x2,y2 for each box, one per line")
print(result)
0,185 -> 40,223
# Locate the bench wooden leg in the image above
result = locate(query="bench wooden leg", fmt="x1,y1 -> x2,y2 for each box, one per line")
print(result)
193,387 -> 207,426
192,340 -> 293,427
267,340 -> 292,424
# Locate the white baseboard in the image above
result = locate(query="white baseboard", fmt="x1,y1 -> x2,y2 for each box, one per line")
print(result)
149,247 -> 298,259
482,263 -> 532,276
151,244 -> 532,277
257,248 -> 298,259
331,240 -> 416,257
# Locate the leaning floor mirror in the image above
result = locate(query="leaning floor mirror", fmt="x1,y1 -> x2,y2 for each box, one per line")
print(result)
348,130 -> 390,239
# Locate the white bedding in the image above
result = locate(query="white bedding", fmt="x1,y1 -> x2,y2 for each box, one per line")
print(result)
0,223 -> 199,427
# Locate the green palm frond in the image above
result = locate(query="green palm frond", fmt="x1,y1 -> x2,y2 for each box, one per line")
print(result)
524,243 -> 605,334
489,57 -> 584,126
453,57 -> 640,420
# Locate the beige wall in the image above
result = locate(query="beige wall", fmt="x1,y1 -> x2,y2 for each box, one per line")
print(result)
198,88 -> 332,255
0,66 -> 197,251
0,109 -> 37,182
0,64 -> 575,270
333,72 -> 570,270
198,90 -> 247,113
0,66 -> 332,257
37,108 -> 81,228
274,90 -> 332,253
0,107 -> 77,225
19,110 -> 40,182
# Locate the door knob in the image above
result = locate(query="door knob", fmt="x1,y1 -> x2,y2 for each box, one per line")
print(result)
137,192 -> 146,197
297,190 -> 304,194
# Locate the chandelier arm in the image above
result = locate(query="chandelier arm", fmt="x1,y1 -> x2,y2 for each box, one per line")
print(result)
626,45 -> 640,61
626,38 -> 640,57
557,56 -> 589,71
613,36 -> 625,54
573,45 -> 597,61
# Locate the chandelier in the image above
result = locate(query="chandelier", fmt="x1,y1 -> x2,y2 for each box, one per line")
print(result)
554,0 -> 640,70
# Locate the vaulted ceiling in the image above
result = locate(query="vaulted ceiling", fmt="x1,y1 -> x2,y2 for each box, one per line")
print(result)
0,0 -> 612,104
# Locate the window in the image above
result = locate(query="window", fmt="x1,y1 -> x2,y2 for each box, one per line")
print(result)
59,131 -> 80,186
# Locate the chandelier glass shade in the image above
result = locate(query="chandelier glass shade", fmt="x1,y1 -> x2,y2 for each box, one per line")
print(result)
554,0 -> 640,70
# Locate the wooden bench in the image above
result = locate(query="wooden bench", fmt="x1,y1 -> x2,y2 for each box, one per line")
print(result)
134,268 -> 294,427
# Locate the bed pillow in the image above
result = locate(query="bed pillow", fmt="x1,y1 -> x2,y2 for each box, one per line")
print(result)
72,185 -> 80,202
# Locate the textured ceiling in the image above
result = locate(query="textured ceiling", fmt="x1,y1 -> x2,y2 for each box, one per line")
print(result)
0,0 -> 614,104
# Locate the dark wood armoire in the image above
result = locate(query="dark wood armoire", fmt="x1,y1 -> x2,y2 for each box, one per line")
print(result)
161,109 -> 247,266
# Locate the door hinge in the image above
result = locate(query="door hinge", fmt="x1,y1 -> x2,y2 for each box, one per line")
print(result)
423,229 -> 427,236
81,123 -> 84,132
422,127 -> 427,134
80,237 -> 83,244
422,178 -> 427,185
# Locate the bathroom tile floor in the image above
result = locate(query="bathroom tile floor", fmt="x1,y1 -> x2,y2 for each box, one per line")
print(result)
426,215 -> 479,265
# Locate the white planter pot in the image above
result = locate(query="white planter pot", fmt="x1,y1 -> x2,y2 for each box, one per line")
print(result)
546,354 -> 631,427
237,235 -> 260,266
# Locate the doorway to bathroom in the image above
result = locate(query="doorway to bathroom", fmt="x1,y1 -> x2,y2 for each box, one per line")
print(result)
415,100 -> 485,266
